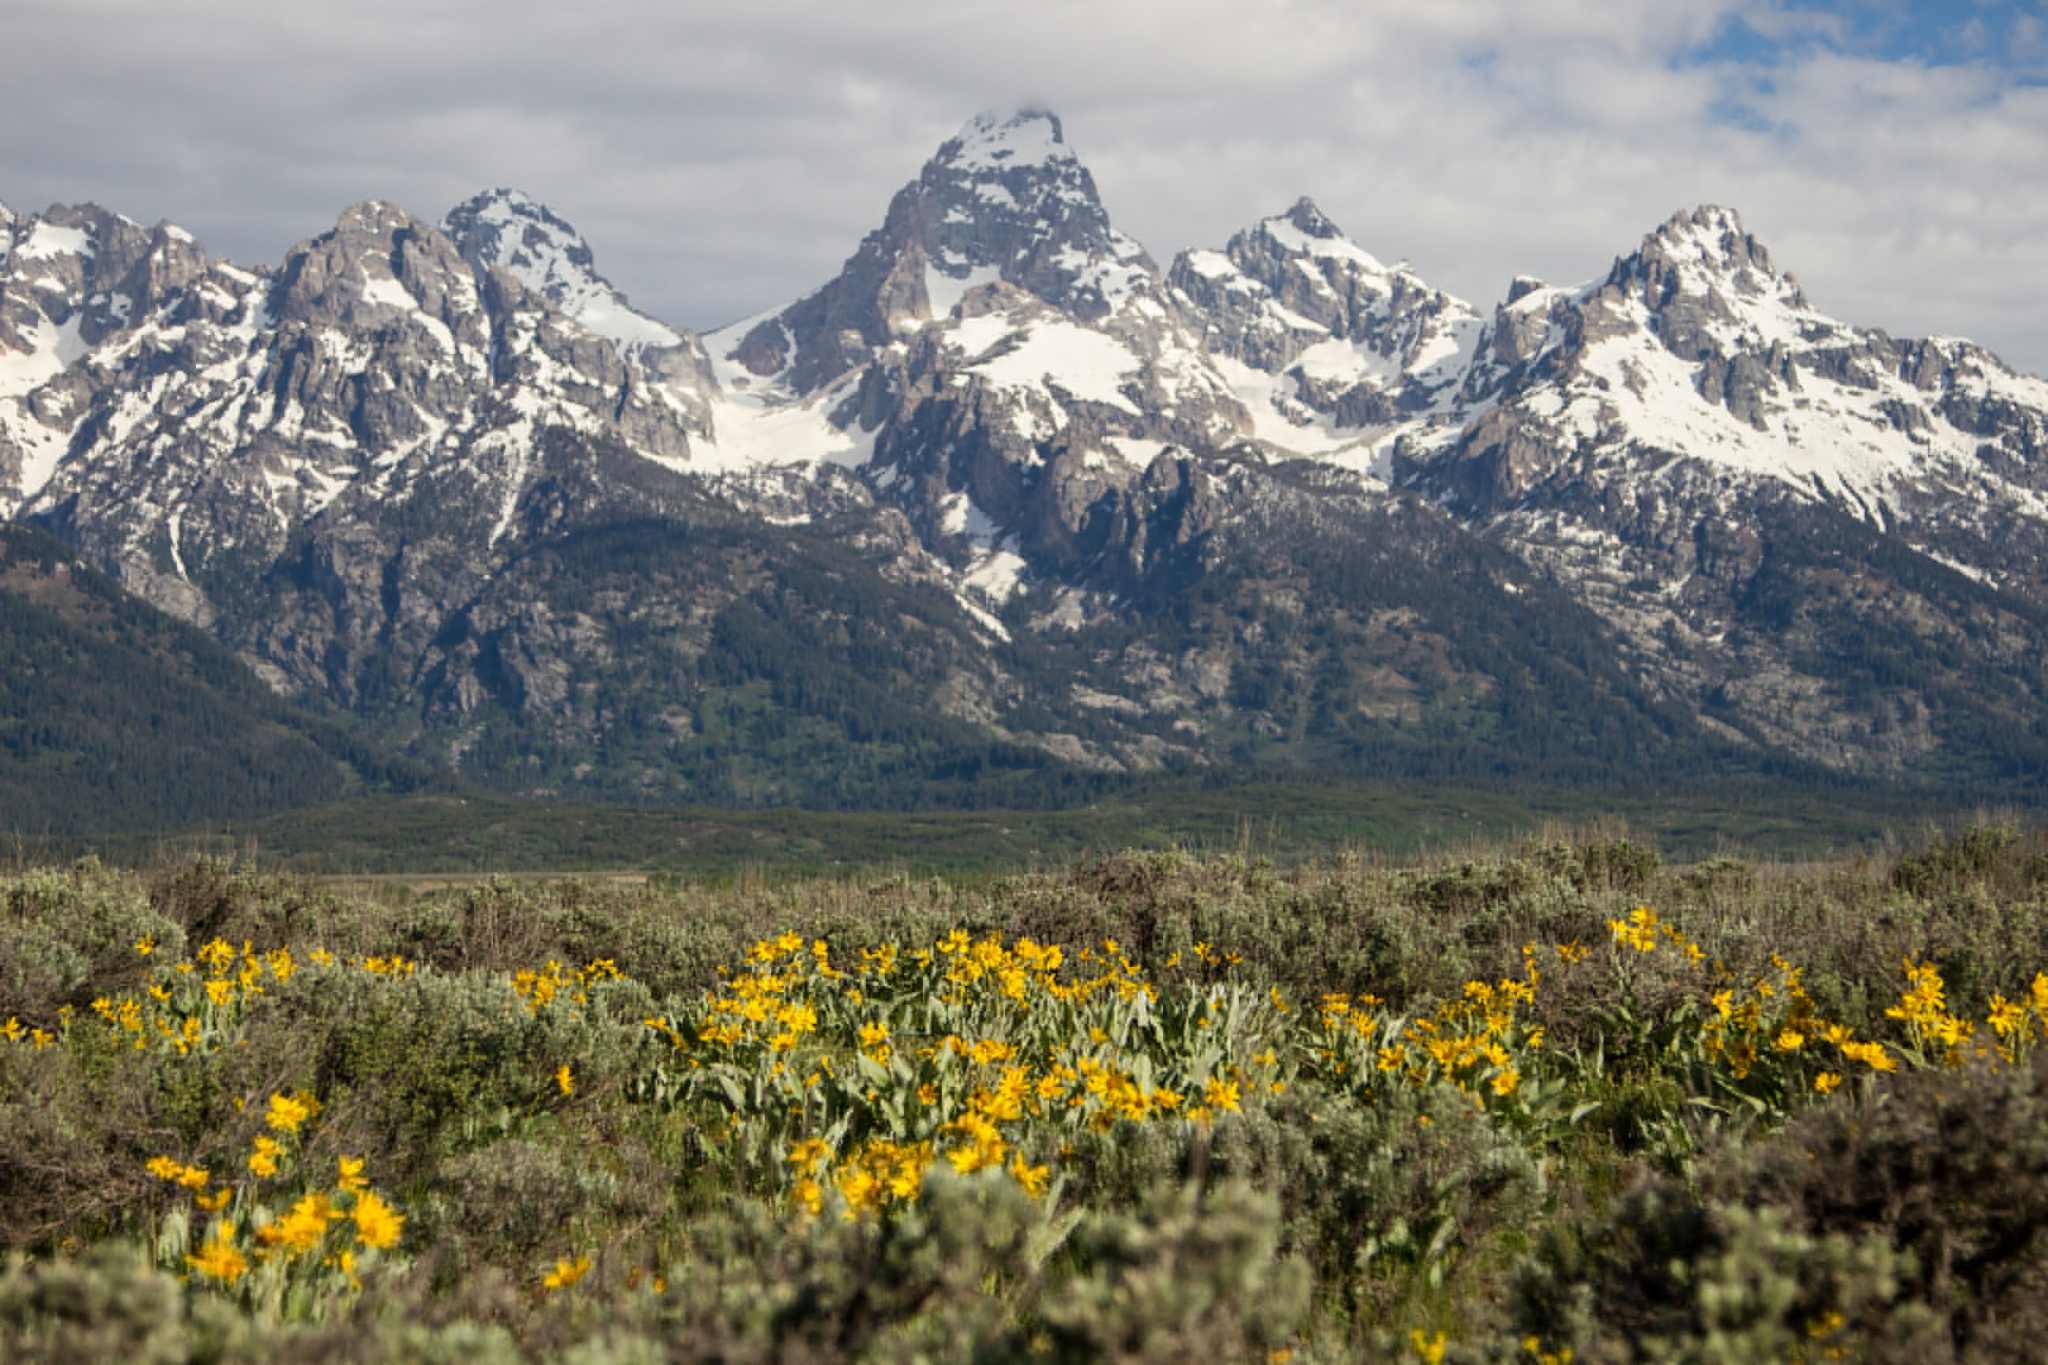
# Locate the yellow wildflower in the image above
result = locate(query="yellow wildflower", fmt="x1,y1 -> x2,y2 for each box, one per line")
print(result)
542,1254 -> 592,1290
1608,907 -> 1660,953
837,1164 -> 883,1218
257,1192 -> 339,1257
247,1136 -> 283,1178
1008,1150 -> 1051,1198
1988,994 -> 2027,1039
351,1190 -> 405,1250
265,1091 -> 318,1134
186,1223 -> 249,1284
1204,1076 -> 1242,1113
1840,1040 -> 1897,1073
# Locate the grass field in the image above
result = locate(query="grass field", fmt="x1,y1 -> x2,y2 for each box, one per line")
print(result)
5,824 -> 2048,1360
46,777 -> 2032,877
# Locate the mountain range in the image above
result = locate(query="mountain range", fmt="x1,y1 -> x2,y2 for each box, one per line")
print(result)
4,108 -> 2047,819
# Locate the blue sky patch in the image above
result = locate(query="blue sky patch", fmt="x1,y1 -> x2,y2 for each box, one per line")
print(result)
1680,1 -> 2045,74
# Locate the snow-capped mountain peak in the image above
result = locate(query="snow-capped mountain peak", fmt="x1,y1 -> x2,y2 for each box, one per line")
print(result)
1413,199 -> 2048,568
1608,205 -> 1817,359
1170,198 -> 1486,466
716,107 -> 1177,398
939,108 -> 1077,173
441,187 -> 686,357
1258,197 -> 1390,274
918,109 -> 1150,311
1638,204 -> 1784,281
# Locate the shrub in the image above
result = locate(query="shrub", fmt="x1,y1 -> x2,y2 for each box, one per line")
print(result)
0,860 -> 183,1020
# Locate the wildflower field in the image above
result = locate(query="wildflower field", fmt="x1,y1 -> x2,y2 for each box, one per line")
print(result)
6,827 -> 2048,1361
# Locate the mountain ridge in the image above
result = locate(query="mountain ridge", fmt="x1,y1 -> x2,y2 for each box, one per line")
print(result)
4,109 -> 2047,812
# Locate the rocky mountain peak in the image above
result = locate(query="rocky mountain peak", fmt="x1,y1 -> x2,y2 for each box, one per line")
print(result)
1280,196 -> 1345,241
15,150 -> 2048,803
442,189 -> 598,305
5,204 -> 167,298
722,108 -> 1162,393
936,109 -> 1075,172
2,204 -> 221,378
1643,204 -> 1776,275
917,108 -> 1131,276
1610,204 -> 1810,334
270,200 -> 484,341
439,188 -> 688,360
1170,198 -> 1484,439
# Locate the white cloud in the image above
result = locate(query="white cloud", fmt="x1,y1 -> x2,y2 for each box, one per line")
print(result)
5,0 -> 2046,373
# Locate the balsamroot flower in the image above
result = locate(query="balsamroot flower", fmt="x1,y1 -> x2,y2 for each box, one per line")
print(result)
186,1223 -> 249,1284
542,1254 -> 592,1290
265,1091 -> 318,1134
351,1190 -> 405,1250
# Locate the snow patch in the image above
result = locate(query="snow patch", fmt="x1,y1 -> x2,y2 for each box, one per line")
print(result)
953,593 -> 1012,642
1103,436 -> 1168,466
687,360 -> 880,476
166,509 -> 188,580
358,274 -> 416,311
1915,546 -> 1988,583
1209,352 -> 1395,469
963,548 -> 1029,604
571,292 -> 683,352
16,222 -> 92,261
938,491 -> 1005,544
924,262 -> 1000,319
953,315 -> 1142,414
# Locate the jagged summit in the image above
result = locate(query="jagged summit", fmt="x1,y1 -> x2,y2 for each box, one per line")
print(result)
1614,205 -> 1808,322
938,109 -> 1076,171
1248,199 -> 1392,276
716,106 -> 1163,393
1278,196 -> 1344,241
442,189 -> 599,304
1641,205 -> 1780,272
441,188 -> 686,356
1169,198 -> 1484,458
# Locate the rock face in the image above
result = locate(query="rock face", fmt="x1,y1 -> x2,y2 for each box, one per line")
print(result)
7,120 -> 2048,802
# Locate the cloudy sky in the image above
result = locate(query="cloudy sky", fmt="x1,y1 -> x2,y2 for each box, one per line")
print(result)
9,0 -> 2047,373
